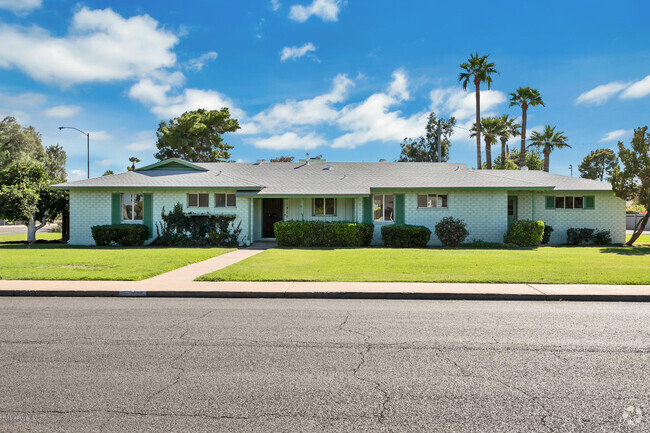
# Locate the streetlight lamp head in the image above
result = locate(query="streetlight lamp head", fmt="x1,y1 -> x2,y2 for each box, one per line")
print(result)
58,127 -> 63,130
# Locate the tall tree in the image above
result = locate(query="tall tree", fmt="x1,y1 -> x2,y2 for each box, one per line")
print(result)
509,87 -> 544,168
43,145 -> 67,182
127,157 -> 140,171
458,53 -> 498,170
578,148 -> 617,181
611,127 -> 650,245
470,117 -> 503,169
497,114 -> 520,163
492,149 -> 544,170
398,112 -> 456,162
0,116 -> 45,170
102,170 -> 115,176
270,156 -> 295,162
527,125 -> 570,172
155,108 -> 240,162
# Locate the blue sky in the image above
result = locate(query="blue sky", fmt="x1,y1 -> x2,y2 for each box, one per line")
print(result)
0,0 -> 648,180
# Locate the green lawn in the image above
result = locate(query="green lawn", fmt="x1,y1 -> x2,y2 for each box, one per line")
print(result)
627,233 -> 650,245
0,233 -> 62,243
199,246 -> 650,285
0,245 -> 233,280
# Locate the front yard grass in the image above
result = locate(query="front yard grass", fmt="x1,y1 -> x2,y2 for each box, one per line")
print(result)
199,246 -> 650,285
627,233 -> 650,245
0,245 -> 233,280
0,233 -> 62,243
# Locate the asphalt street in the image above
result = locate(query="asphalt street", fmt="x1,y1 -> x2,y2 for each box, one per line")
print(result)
1,297 -> 649,432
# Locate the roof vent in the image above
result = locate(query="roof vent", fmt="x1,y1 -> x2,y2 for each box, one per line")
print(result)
341,174 -> 347,180
379,159 -> 387,162
255,159 -> 267,165
216,170 -> 223,176
324,164 -> 333,170
521,166 -> 529,171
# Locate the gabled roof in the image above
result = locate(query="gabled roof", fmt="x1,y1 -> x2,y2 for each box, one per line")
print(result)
53,159 -> 613,193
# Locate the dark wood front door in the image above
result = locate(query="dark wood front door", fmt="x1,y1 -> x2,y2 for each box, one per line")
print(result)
507,196 -> 518,228
262,198 -> 283,238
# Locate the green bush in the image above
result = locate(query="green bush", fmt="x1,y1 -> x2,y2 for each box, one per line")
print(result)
504,220 -> 545,247
592,230 -> 612,245
153,203 -> 242,246
91,224 -> 149,247
434,216 -> 469,247
566,228 -> 594,245
274,221 -> 373,247
381,225 -> 431,248
541,225 -> 554,244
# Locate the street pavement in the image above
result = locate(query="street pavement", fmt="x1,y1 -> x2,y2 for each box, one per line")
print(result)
1,297 -> 649,432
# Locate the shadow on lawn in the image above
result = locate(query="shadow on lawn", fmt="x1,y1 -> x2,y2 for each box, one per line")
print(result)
599,246 -> 650,256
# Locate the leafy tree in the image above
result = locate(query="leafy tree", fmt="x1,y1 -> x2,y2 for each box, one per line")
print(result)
127,157 -> 140,171
398,112 -> 456,162
0,160 -> 67,242
0,116 -> 45,170
492,149 -> 544,170
527,125 -> 570,172
497,114 -> 520,163
470,117 -> 503,169
43,145 -> 67,182
270,156 -> 295,162
103,170 -> 115,176
578,148 -> 617,181
155,108 -> 240,162
458,53 -> 498,170
611,127 -> 650,245
509,88 -> 544,168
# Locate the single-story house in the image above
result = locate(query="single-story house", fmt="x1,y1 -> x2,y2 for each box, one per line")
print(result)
53,157 -> 625,246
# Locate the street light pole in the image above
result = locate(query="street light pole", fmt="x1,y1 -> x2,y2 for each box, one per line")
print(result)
59,126 -> 90,179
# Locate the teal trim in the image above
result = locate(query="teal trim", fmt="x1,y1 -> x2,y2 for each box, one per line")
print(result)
55,186 -> 261,191
362,196 -> 373,224
248,198 -> 252,245
135,158 -> 207,172
111,193 -> 121,225
545,196 -> 555,209
585,196 -> 595,209
394,194 -> 405,224
143,193 -> 153,237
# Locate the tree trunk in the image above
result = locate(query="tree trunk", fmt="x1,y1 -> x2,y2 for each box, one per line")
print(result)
543,148 -> 550,172
26,215 -> 46,243
500,138 -> 506,167
485,138 -> 492,169
520,104 -> 528,168
626,213 -> 649,246
474,80 -> 482,170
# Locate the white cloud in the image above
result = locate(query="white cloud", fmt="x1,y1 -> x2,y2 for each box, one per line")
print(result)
125,131 -> 156,151
0,0 -> 41,14
98,159 -> 115,167
600,129 -> 632,142
429,87 -> 506,120
387,69 -> 409,101
289,0 -> 342,22
620,75 -> 650,99
186,51 -> 218,71
576,81 -> 629,106
0,91 -> 46,108
0,7 -> 178,85
252,132 -> 325,150
68,169 -> 86,181
270,0 -> 281,11
43,105 -> 82,118
89,131 -> 111,141
280,43 -> 316,62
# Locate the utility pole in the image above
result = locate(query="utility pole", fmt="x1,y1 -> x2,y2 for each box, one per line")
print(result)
569,164 -> 573,177
436,118 -> 442,162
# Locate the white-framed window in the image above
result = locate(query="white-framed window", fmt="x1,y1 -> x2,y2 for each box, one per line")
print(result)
417,194 -> 448,209
215,193 -> 237,208
188,193 -> 209,208
122,193 -> 144,222
555,196 -> 584,209
373,194 -> 394,221
313,198 -> 336,216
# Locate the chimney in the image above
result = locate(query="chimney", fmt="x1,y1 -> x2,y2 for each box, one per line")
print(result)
379,159 -> 387,162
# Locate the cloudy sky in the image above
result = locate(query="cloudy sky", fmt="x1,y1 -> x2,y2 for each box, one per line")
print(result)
0,0 -> 648,180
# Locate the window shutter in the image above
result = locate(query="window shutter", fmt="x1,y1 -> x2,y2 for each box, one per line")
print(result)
362,196 -> 373,224
394,194 -> 405,224
111,193 -> 121,225
585,196 -> 595,209
143,193 -> 153,237
545,196 -> 555,209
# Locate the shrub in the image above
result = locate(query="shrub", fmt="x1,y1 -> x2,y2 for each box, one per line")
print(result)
274,221 -> 373,247
154,203 -> 242,246
91,224 -> 149,247
381,225 -> 431,248
434,216 -> 469,247
541,225 -> 554,244
566,228 -> 595,245
592,229 -> 612,245
504,220 -> 545,247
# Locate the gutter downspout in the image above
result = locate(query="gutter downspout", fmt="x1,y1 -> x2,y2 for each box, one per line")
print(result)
248,198 -> 252,245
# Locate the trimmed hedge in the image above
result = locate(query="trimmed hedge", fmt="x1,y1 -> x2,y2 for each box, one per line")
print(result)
91,224 -> 149,247
154,203 -> 241,246
504,220 -> 544,247
381,224 -> 431,248
434,216 -> 469,247
274,221 -> 373,247
541,225 -> 554,244
566,228 -> 595,245
593,229 -> 612,245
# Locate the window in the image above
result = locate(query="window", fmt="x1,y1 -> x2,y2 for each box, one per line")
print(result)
417,194 -> 448,209
122,193 -> 144,222
313,198 -> 336,216
554,196 -> 585,210
373,195 -> 394,221
188,193 -> 209,208
215,193 -> 237,208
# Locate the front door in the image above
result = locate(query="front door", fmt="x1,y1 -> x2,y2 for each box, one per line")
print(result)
507,196 -> 518,228
262,198 -> 283,238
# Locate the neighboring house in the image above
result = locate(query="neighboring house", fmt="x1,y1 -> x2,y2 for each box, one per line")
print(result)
52,157 -> 625,246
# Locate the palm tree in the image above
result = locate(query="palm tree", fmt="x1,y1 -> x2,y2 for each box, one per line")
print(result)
128,157 -> 140,171
470,117 -> 503,169
528,125 -> 570,172
509,87 -> 544,168
496,114 -> 520,165
458,53 -> 498,169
